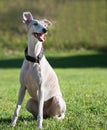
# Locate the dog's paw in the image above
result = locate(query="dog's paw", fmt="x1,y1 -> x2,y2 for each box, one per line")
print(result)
11,119 -> 17,127
11,122 -> 16,127
55,113 -> 65,120
35,126 -> 43,130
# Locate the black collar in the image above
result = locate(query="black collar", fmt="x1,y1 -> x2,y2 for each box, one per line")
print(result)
25,46 -> 44,63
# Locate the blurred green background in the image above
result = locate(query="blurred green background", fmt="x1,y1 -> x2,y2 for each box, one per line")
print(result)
0,0 -> 106,52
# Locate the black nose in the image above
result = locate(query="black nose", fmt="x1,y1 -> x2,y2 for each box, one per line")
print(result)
43,28 -> 48,33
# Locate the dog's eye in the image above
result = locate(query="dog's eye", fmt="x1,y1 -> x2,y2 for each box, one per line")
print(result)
34,22 -> 38,26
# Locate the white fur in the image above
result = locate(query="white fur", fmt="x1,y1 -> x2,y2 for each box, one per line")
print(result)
11,12 -> 66,129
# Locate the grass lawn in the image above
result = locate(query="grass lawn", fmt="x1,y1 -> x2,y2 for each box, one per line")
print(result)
0,51 -> 107,130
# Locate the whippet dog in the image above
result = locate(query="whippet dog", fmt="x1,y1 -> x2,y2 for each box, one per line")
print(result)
11,12 -> 66,129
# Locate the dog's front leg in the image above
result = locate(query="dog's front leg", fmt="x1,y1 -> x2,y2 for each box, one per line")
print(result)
37,86 -> 44,129
36,67 -> 44,129
11,86 -> 26,126
33,64 -> 44,129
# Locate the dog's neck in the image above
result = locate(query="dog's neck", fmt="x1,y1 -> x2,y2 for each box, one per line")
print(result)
27,35 -> 43,58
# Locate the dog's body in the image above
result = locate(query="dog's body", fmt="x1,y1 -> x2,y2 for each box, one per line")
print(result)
11,12 -> 66,129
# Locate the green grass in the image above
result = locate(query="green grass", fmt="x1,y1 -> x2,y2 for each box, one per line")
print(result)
0,51 -> 107,130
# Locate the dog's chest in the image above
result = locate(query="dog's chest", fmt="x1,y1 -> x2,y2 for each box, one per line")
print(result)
24,67 -> 39,100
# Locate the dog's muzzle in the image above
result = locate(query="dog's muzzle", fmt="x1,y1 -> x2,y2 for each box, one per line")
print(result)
33,28 -> 48,42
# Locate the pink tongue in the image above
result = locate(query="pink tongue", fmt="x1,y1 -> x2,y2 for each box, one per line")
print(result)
40,34 -> 46,42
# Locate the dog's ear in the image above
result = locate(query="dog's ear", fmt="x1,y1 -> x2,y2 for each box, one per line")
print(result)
41,19 -> 52,27
23,12 -> 33,24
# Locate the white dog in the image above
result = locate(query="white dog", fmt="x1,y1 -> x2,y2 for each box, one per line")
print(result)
11,12 -> 66,129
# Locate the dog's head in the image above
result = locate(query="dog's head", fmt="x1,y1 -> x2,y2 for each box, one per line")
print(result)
23,12 -> 52,42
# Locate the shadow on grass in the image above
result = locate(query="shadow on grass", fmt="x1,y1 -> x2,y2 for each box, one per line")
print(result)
0,116 -> 34,124
0,53 -> 107,68
0,117 -> 11,124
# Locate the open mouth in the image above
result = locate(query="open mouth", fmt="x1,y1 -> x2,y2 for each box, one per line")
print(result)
33,32 -> 46,42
